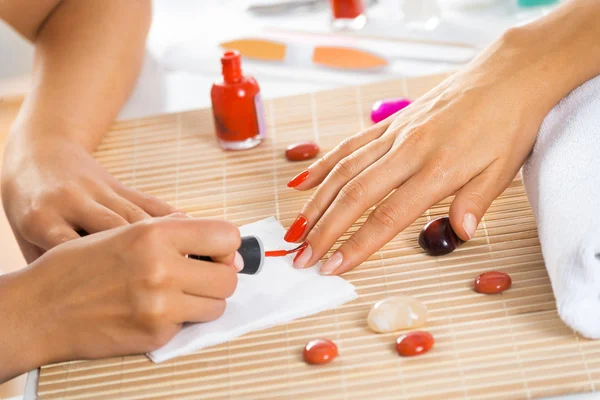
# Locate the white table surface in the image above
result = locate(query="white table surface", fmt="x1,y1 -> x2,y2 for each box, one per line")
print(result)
2,0 -> 596,398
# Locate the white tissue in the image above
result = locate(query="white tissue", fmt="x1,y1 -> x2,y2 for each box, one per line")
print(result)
149,217 -> 357,362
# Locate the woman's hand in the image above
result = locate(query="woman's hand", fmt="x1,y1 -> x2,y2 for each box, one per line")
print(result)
0,215 -> 241,381
1,134 -> 176,263
286,4 -> 600,275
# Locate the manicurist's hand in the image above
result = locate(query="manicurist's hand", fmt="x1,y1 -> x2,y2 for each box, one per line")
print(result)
286,0 -> 600,275
1,134 -> 176,263
0,0 -> 176,262
0,215 -> 242,382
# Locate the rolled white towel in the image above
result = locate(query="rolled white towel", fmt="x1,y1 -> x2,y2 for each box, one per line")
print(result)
523,75 -> 600,338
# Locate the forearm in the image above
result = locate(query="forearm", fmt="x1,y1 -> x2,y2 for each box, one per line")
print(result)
6,0 -> 151,152
462,0 -> 600,125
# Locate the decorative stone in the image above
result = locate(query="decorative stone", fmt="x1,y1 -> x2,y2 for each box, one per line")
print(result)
285,142 -> 320,161
395,331 -> 434,357
303,339 -> 338,365
367,296 -> 428,333
371,97 -> 412,124
418,216 -> 464,256
474,271 -> 512,294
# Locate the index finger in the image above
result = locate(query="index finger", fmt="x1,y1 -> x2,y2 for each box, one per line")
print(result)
156,217 -> 242,257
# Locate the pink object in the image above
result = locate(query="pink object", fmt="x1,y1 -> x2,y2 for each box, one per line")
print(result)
370,98 -> 412,124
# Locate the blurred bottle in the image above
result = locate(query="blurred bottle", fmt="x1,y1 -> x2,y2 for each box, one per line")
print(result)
330,0 -> 367,30
401,0 -> 441,30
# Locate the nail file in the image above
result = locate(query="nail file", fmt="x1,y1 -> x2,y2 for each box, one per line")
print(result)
220,36 -> 476,68
221,38 -> 388,70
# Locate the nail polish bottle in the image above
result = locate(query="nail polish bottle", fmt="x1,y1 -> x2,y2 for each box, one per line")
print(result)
211,50 -> 266,150
330,0 -> 367,30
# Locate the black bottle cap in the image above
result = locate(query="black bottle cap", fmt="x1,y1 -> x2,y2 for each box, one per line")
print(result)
237,236 -> 264,275
189,235 -> 264,275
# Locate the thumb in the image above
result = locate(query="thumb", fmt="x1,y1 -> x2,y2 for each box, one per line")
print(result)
449,166 -> 513,242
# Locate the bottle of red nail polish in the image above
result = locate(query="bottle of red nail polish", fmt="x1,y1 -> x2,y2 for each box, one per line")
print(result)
211,50 -> 266,150
330,0 -> 366,30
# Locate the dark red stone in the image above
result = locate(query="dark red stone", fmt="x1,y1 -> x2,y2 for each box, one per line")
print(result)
286,142 -> 320,161
395,331 -> 434,357
474,271 -> 512,294
303,339 -> 338,365
418,216 -> 464,256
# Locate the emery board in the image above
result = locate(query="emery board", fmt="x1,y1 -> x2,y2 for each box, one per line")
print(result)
36,73 -> 600,400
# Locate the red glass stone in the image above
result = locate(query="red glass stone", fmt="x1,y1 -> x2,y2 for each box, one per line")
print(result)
286,142 -> 320,161
418,216 -> 464,256
303,339 -> 338,365
474,271 -> 512,294
395,331 -> 434,357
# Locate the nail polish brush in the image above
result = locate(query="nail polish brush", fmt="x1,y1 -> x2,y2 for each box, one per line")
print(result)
190,237 -> 307,275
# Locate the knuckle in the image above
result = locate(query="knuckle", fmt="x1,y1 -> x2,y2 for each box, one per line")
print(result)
344,235 -> 364,254
54,181 -> 80,199
101,212 -> 125,228
334,154 -> 359,180
141,294 -> 170,325
125,203 -> 147,220
20,205 -> 44,229
337,137 -> 356,154
464,191 -> 488,212
48,229 -> 74,246
339,179 -> 367,206
134,219 -> 163,243
302,196 -> 321,218
142,261 -> 171,289
371,204 -> 400,229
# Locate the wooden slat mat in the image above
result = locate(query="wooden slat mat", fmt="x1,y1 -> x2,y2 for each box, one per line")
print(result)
37,74 -> 599,399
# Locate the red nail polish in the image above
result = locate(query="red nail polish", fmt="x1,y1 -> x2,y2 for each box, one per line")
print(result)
211,50 -> 265,150
285,215 -> 307,242
287,170 -> 310,188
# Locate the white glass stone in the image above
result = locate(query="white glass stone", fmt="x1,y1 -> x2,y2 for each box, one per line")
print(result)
367,296 -> 428,333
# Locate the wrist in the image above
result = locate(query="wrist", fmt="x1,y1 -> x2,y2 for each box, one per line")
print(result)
9,95 -> 103,153
0,269 -> 65,381
496,1 -> 600,111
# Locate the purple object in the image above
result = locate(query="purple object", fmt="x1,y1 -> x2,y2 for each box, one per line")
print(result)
370,98 -> 412,124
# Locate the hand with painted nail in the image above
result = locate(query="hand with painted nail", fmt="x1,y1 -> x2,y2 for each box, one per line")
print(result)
1,135 -> 176,263
285,3 -> 600,275
0,215 -> 242,382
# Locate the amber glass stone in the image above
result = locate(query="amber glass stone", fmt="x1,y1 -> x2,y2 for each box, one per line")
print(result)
474,271 -> 512,294
395,331 -> 434,357
303,339 -> 338,365
285,142 -> 320,161
418,216 -> 464,256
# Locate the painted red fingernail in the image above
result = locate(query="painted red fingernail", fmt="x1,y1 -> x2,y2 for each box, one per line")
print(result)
287,170 -> 310,188
284,215 -> 307,243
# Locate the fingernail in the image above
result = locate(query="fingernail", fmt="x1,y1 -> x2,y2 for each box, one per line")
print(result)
284,215 -> 307,243
320,252 -> 343,275
462,213 -> 478,240
287,170 -> 310,188
233,251 -> 244,272
293,244 -> 312,269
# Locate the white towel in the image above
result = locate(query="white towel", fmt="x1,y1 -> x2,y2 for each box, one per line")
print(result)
149,217 -> 358,363
523,75 -> 600,338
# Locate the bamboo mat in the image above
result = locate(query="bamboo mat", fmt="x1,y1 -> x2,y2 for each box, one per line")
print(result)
37,74 -> 600,400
